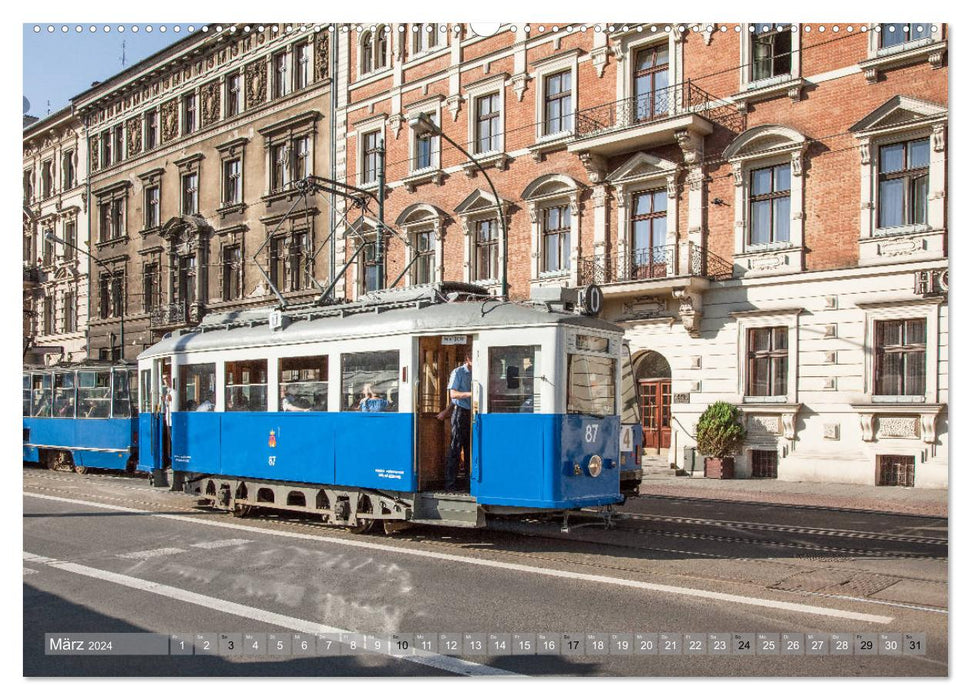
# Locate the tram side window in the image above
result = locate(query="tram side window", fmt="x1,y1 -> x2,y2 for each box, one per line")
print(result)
112,369 -> 133,417
139,370 -> 152,413
341,350 -> 399,412
567,354 -> 616,418
31,373 -> 52,417
53,373 -> 77,418
225,360 -> 267,412
180,363 -> 217,411
77,371 -> 111,418
488,346 -> 541,413
23,374 -> 30,416
280,356 -> 328,411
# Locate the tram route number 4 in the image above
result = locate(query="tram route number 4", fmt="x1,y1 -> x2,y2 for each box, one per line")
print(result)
620,426 -> 634,452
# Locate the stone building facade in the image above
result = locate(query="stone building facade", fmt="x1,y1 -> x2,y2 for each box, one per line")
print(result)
333,23 -> 948,487
71,23 -> 333,361
23,107 -> 89,366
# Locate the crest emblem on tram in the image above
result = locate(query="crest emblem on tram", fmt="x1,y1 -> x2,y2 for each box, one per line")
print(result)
268,430 -> 276,448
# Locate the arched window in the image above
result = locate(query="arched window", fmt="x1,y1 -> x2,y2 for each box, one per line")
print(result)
376,26 -> 389,69
361,32 -> 373,75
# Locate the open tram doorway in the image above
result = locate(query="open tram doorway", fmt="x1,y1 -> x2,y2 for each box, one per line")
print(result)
417,335 -> 473,493
633,350 -> 671,453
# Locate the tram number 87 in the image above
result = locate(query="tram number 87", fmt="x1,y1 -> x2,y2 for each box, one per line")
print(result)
585,425 -> 599,443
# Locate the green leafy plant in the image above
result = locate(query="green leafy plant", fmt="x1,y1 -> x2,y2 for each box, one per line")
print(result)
695,401 -> 747,459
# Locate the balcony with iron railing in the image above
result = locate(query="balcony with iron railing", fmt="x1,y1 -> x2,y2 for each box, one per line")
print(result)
149,300 -> 204,329
577,241 -> 734,292
567,81 -> 746,157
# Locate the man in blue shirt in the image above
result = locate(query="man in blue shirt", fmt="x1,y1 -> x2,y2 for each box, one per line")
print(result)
444,351 -> 473,491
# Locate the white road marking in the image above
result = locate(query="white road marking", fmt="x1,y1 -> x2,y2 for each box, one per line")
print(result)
21,551 -> 515,677
119,547 -> 187,560
23,567 -> 38,576
25,492 -> 895,625
191,539 -> 252,550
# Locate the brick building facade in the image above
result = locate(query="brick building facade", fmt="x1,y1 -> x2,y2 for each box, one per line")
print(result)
333,23 -> 948,486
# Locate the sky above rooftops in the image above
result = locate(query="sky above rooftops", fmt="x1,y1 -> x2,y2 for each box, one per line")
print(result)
23,23 -> 202,118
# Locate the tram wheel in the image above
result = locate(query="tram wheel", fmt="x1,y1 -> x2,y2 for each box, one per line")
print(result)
232,504 -> 253,518
74,463 -> 89,475
348,519 -> 375,535
383,520 -> 412,536
48,451 -> 73,473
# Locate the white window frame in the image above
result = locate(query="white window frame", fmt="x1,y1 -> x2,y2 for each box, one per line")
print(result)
851,100 -> 946,266
358,25 -> 393,79
532,51 -> 579,142
868,23 -> 943,58
724,125 -> 807,276
395,203 -> 445,287
464,74 -> 507,157
860,299 -> 941,404
354,117 -> 386,187
454,189 -> 509,292
739,24 -> 801,91
605,152 -> 680,281
734,309 -> 801,405
615,31 -> 681,106
522,174 -> 581,284
406,99 -> 442,175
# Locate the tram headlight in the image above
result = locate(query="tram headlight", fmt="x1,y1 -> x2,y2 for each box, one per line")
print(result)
587,455 -> 603,478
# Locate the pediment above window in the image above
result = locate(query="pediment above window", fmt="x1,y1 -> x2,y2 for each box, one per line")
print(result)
395,203 -> 446,227
521,173 -> 580,201
605,152 -> 679,184
848,95 -> 946,135
453,188 -> 510,216
723,124 -> 806,160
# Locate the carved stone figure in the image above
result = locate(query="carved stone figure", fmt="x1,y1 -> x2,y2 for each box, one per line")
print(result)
161,99 -> 179,143
315,31 -> 329,80
202,80 -> 221,126
245,60 -> 267,109
126,117 -> 142,156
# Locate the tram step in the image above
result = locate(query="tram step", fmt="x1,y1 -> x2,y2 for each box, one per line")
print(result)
413,493 -> 485,528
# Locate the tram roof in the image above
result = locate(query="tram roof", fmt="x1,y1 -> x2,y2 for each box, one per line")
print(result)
138,293 -> 622,360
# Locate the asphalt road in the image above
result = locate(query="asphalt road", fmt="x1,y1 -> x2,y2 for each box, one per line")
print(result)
22,468 -> 948,677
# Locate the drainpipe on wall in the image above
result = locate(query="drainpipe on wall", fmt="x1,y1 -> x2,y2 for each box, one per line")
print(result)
329,25 -> 338,289
83,114 -> 92,361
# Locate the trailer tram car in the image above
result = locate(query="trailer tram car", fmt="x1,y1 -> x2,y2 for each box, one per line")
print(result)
23,362 -> 139,473
136,283 -> 626,531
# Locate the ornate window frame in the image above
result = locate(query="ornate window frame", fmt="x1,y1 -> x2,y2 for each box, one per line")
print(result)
521,174 -> 582,286
353,114 -> 387,188
358,25 -> 393,80
860,23 -> 946,84
531,50 -> 580,143
216,137 -> 248,216
732,308 -> 802,406
174,153 -> 204,217
724,124 -> 807,276
735,24 -> 805,109
454,188 -> 510,292
395,203 -> 446,287
605,152 -> 680,280
137,167 -> 164,235
611,29 -> 682,105
404,97 -> 443,181
93,181 -> 130,246
259,111 -> 320,198
849,96 -> 946,266
464,74 -> 508,165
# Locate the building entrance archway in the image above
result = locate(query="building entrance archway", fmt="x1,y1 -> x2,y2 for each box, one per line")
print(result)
633,350 -> 671,451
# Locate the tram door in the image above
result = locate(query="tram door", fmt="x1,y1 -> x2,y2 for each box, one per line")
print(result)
416,336 -> 472,492
639,379 -> 671,450
142,358 -> 172,471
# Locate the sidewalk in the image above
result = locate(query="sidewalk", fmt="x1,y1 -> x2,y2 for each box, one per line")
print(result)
634,470 -> 948,518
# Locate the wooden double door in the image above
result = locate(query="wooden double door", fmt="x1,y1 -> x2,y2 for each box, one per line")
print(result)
417,336 -> 473,491
639,379 -> 671,450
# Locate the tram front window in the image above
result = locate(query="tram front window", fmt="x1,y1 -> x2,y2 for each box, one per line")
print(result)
112,369 -> 132,417
23,374 -> 30,416
53,373 -> 76,418
341,350 -> 399,412
225,360 -> 267,412
280,356 -> 328,411
567,354 -> 616,418
488,345 -> 540,413
77,371 -> 111,418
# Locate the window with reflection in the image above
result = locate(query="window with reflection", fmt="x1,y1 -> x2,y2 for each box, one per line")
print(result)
280,356 -> 328,411
31,373 -> 52,417
341,350 -> 399,412
53,372 -> 76,418
112,368 -> 135,417
77,370 -> 111,418
567,354 -> 616,417
225,360 -> 267,411
878,138 -> 929,229
488,346 -> 540,413
179,363 -> 216,411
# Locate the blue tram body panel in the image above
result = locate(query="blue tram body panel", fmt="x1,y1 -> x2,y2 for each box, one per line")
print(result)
473,414 -> 622,509
170,412 -> 416,492
23,417 -> 135,470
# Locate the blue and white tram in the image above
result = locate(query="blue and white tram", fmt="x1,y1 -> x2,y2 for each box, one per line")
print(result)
23,362 -> 139,473
136,284 -> 627,530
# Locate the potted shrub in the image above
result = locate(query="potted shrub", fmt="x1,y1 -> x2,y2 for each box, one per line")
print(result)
695,402 -> 746,479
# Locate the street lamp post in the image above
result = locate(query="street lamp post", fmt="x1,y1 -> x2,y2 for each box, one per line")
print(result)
409,112 -> 508,299
45,231 -> 125,361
